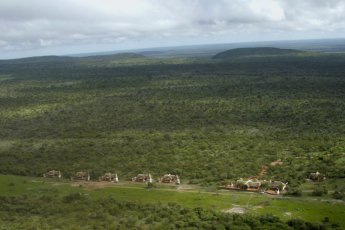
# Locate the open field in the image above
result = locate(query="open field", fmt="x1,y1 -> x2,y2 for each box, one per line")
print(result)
1,174 -> 344,228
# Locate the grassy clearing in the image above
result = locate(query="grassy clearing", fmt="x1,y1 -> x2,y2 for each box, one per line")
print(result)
1,174 -> 344,227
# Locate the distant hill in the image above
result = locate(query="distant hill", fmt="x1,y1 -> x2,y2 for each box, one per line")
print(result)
0,53 -> 146,64
138,51 -> 165,56
81,52 -> 146,61
0,55 -> 75,64
213,47 -> 304,59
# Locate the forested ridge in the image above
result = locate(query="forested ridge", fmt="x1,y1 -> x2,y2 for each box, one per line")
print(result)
213,47 -> 304,59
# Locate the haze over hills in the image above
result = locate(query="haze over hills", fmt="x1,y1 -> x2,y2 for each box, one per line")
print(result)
68,38 -> 345,59
0,52 -> 146,64
213,47 -> 304,59
0,38 -> 344,62
81,52 -> 146,61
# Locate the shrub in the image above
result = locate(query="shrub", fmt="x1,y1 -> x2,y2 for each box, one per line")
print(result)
312,186 -> 327,197
62,193 -> 86,203
331,191 -> 344,200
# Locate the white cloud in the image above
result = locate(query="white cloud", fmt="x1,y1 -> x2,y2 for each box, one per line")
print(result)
248,0 -> 285,21
0,0 -> 345,58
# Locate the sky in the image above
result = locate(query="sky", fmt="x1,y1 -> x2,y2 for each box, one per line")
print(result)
1,0 -> 345,59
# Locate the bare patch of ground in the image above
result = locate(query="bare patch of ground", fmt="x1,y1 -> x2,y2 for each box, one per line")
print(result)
284,212 -> 292,217
252,205 -> 263,210
223,206 -> 246,214
177,185 -> 198,191
258,165 -> 268,177
270,159 -> 283,166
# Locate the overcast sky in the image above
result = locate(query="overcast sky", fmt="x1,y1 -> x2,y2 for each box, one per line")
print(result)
1,0 -> 345,59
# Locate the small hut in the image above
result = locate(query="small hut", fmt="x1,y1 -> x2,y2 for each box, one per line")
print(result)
160,174 -> 180,184
132,174 -> 152,183
99,173 -> 118,182
234,179 -> 248,190
43,170 -> 62,179
266,181 -> 287,195
246,180 -> 261,190
71,171 -> 90,181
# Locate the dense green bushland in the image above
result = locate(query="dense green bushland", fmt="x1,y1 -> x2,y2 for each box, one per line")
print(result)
0,53 -> 345,185
0,195 -> 341,230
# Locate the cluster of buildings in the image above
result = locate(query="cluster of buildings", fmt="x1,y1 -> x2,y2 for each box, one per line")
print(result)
43,169 -> 326,195
43,170 -> 180,185
131,173 -> 180,184
224,179 -> 288,195
223,171 -> 326,195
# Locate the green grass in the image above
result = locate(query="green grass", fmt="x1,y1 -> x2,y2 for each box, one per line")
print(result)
1,174 -> 344,228
90,187 -> 345,226
258,198 -> 345,225
0,174 -> 75,196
